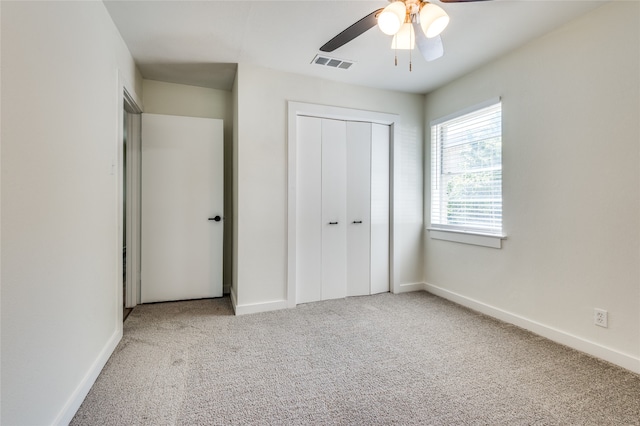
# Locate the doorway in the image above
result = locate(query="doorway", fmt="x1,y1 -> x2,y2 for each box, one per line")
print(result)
122,90 -> 142,320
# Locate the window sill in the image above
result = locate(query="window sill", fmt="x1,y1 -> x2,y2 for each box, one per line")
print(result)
427,227 -> 506,249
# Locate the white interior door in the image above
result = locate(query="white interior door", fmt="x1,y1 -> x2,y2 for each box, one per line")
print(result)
141,113 -> 224,303
321,119 -> 347,300
346,122 -> 372,297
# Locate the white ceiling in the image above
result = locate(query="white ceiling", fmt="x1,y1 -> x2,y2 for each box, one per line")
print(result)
103,0 -> 606,94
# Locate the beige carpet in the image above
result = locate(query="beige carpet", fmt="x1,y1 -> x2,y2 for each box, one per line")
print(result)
72,292 -> 640,425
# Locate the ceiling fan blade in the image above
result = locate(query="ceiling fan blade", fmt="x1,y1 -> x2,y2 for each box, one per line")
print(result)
320,8 -> 383,52
412,22 -> 444,62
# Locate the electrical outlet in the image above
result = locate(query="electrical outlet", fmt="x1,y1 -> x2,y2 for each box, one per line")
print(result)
594,308 -> 608,328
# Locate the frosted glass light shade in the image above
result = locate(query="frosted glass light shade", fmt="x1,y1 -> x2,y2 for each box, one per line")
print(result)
391,23 -> 414,50
378,1 -> 407,35
420,3 -> 449,38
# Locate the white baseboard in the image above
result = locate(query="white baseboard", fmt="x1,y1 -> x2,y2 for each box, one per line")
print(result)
424,282 -> 640,375
231,292 -> 289,316
53,328 -> 123,425
395,282 -> 427,293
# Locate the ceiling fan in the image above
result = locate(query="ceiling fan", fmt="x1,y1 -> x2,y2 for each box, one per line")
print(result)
319,0 -> 490,68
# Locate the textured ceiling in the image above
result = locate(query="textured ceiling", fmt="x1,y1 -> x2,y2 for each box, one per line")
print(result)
104,0 -> 607,94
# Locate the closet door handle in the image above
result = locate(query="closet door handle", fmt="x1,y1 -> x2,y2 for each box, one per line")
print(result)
208,215 -> 222,222
352,220 -> 363,224
328,222 -> 339,225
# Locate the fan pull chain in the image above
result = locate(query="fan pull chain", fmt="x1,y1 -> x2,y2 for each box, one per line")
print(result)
394,35 -> 398,66
409,46 -> 412,71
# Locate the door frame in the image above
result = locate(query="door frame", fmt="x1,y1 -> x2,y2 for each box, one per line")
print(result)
117,72 -> 143,320
123,93 -> 142,308
286,101 -> 399,308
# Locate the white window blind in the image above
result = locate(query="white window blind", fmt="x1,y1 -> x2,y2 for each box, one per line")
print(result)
431,100 -> 502,235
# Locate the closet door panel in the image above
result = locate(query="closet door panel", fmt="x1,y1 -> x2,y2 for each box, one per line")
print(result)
346,121 -> 372,297
296,116 -> 322,304
371,123 -> 390,294
321,119 -> 347,300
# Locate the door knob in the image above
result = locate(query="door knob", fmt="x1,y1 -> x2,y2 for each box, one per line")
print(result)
208,216 -> 222,222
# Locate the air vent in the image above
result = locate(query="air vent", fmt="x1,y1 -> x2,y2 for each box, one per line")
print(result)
311,54 -> 354,70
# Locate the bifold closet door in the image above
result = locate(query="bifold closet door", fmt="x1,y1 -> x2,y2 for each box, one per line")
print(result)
370,123 -> 390,294
295,116 -> 388,304
296,116 -> 322,304
321,119 -> 347,300
346,122 -> 372,297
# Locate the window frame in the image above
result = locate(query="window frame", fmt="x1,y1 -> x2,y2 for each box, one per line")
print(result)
428,97 -> 506,248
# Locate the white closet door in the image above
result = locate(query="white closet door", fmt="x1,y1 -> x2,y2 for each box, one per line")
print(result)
370,123 -> 390,294
321,119 -> 347,300
346,122 -> 372,297
296,116 -> 322,304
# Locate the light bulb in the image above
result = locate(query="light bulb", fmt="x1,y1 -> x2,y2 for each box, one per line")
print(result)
419,3 -> 450,38
378,1 -> 407,36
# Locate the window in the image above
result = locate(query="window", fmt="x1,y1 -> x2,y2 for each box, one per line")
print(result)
430,99 -> 503,243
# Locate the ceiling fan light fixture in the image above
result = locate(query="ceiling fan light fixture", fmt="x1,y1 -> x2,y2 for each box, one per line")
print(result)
419,3 -> 450,38
377,1 -> 407,35
391,23 -> 415,49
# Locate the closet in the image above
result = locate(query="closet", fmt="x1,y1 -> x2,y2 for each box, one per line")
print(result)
296,116 -> 390,304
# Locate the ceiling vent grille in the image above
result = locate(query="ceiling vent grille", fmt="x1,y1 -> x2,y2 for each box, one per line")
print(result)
311,54 -> 354,70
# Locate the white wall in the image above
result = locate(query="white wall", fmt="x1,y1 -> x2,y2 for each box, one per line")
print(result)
233,64 -> 425,312
1,2 -> 141,424
142,79 -> 234,293
424,2 -> 640,372
142,79 -> 231,120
